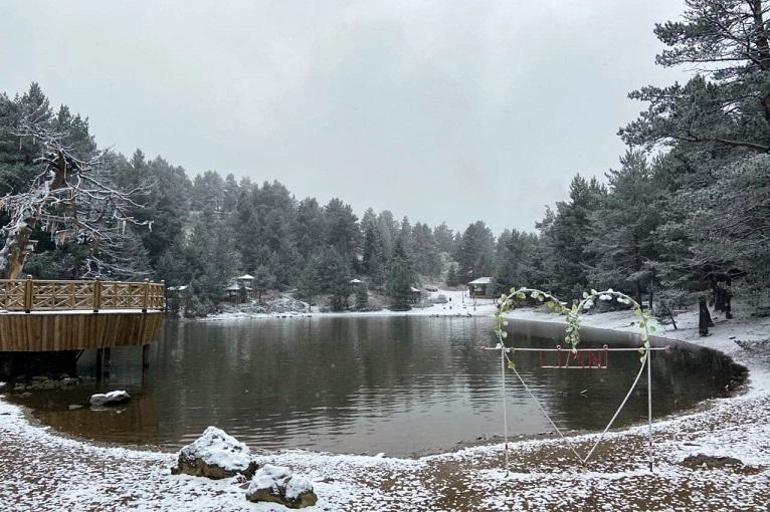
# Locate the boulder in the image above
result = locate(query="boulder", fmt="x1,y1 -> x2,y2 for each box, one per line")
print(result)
172,426 -> 257,479
245,464 -> 317,509
90,390 -> 131,406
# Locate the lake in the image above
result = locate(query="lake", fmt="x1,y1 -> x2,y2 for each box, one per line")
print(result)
12,316 -> 736,457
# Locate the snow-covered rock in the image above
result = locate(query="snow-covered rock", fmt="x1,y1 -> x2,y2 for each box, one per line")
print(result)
245,464 -> 317,509
171,426 -> 257,480
89,390 -> 130,407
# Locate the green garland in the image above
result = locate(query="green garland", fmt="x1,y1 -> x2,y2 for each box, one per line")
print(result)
495,287 -> 656,366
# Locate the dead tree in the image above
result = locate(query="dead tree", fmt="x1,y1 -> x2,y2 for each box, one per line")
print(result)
0,118 -> 150,279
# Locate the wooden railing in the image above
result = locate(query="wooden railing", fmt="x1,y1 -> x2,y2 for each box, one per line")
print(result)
0,279 -> 165,312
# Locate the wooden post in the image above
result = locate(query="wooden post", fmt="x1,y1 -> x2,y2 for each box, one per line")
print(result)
142,344 -> 150,369
95,348 -> 103,380
24,277 -> 32,313
103,347 -> 112,374
93,280 -> 101,313
142,278 -> 150,312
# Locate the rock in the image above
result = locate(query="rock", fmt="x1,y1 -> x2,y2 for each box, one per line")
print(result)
89,390 -> 131,407
245,464 -> 317,509
171,426 -> 257,479
682,453 -> 744,470
61,377 -> 79,388
68,404 -> 84,410
28,378 -> 57,391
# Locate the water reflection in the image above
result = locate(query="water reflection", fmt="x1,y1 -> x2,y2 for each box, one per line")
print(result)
13,317 -> 734,457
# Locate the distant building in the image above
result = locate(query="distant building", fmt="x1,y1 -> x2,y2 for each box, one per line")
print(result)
225,274 -> 256,303
167,285 -> 191,315
467,277 -> 495,298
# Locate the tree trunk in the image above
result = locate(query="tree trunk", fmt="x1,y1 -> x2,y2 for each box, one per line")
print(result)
763,93 -> 770,124
751,0 -> 770,124
0,220 -> 34,279
714,284 -> 726,312
752,0 -> 770,70
699,296 -> 713,336
648,282 -> 654,311
635,281 -> 642,308
0,150 -> 69,279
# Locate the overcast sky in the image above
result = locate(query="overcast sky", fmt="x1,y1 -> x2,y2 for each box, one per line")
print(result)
0,0 -> 687,234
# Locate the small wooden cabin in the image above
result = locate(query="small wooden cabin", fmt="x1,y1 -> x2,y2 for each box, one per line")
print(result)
467,277 -> 495,298
225,274 -> 256,303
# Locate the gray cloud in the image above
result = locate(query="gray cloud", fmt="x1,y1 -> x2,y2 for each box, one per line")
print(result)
0,0 -> 687,233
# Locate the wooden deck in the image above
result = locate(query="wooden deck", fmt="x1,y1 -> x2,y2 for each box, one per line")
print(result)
0,279 -> 165,352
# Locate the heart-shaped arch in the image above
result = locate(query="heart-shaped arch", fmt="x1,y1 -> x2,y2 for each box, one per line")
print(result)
492,287 -> 659,472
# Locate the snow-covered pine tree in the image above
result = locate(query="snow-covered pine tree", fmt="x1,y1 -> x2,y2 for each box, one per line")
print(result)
587,150 -> 660,306
253,264 -> 276,303
387,236 -> 415,310
455,220 -> 496,284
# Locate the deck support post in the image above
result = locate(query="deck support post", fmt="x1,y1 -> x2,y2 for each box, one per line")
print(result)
103,347 -> 112,375
142,344 -> 150,369
95,348 -> 104,380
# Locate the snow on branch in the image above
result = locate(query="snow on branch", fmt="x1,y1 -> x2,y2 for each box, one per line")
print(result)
0,117 -> 152,279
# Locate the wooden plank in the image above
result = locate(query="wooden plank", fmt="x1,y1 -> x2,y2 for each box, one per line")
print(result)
0,311 -> 164,352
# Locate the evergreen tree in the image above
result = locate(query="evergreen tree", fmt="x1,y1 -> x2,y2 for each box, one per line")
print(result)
253,264 -> 276,303
377,210 -> 399,258
412,222 -> 442,278
361,223 -> 386,287
191,171 -> 225,211
446,262 -> 459,287
620,0 -> 770,154
587,150 -> 660,305
455,221 -> 496,283
323,198 -> 360,269
294,197 -> 326,261
186,209 -> 241,308
315,247 -> 352,311
537,175 -> 606,300
222,173 -> 240,212
433,222 -> 455,254
387,236 -> 415,310
494,229 -> 541,293
354,282 -> 369,311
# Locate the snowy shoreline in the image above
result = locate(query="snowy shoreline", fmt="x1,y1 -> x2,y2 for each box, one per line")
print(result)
1,306 -> 769,510
202,289 -> 500,321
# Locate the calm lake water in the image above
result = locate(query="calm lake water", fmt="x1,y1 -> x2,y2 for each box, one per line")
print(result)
14,316 -> 735,457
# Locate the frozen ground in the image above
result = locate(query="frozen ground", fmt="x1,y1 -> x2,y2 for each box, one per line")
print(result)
1,304 -> 769,511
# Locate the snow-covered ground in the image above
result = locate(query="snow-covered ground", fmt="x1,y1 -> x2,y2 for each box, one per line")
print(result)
1,305 -> 769,510
204,289 -> 499,321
